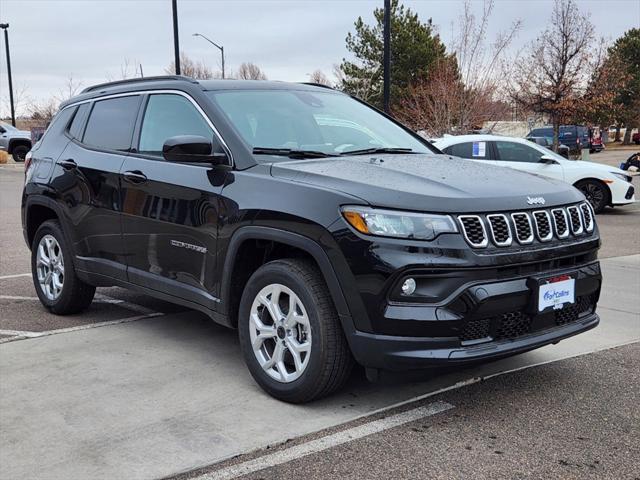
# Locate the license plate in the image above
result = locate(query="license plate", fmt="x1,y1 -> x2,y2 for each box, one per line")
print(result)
538,275 -> 575,312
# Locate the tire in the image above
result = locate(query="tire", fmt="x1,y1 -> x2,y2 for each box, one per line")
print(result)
238,258 -> 353,403
11,144 -> 29,162
575,179 -> 609,214
31,220 -> 96,314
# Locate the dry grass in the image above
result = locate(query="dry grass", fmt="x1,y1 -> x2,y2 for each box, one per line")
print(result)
0,150 -> 9,164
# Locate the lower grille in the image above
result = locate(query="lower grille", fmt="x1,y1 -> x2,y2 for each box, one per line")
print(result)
625,185 -> 634,200
460,318 -> 491,342
496,311 -> 532,340
460,294 -> 597,344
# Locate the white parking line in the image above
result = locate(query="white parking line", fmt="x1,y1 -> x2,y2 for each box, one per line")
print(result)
195,401 -> 454,480
0,312 -> 164,344
0,273 -> 31,280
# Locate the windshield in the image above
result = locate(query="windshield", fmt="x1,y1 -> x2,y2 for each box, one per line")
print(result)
207,89 -> 434,158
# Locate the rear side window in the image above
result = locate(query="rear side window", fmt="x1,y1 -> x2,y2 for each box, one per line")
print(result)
67,103 -> 90,139
445,141 -> 487,159
138,94 -> 213,157
82,96 -> 141,151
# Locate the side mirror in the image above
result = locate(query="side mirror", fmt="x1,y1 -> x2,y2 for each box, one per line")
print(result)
539,155 -> 558,165
162,135 -> 228,164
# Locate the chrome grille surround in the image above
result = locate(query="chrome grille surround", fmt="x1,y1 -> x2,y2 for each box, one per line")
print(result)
457,215 -> 488,248
532,210 -> 553,242
486,214 -> 512,247
510,212 -> 534,244
551,208 -> 570,239
567,205 -> 584,235
580,202 -> 594,233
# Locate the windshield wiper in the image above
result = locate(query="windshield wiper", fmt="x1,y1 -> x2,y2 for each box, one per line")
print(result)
252,147 -> 337,159
339,147 -> 416,156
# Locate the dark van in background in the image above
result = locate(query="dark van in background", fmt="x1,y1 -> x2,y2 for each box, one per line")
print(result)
527,125 -> 591,156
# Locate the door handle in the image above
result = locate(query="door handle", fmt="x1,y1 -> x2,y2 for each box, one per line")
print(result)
123,170 -> 148,184
57,159 -> 77,170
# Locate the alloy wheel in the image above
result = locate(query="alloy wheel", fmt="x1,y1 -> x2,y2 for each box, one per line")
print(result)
36,234 -> 65,301
580,183 -> 605,212
249,283 -> 312,383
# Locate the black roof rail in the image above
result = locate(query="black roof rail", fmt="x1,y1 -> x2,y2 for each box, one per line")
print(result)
81,75 -> 198,94
300,82 -> 336,90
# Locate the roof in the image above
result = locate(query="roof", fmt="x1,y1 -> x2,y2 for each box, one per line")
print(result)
60,76 -> 340,109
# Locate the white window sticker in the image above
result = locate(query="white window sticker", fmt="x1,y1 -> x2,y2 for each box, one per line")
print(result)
472,141 -> 486,157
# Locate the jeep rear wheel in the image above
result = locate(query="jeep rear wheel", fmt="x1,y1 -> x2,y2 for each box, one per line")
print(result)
238,259 -> 353,403
31,220 -> 96,314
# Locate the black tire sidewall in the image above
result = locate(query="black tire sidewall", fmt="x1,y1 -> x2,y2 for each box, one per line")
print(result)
12,145 -> 28,162
31,221 -> 75,310
238,263 -> 330,400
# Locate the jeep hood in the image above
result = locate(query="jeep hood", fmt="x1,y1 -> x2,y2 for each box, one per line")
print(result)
270,153 -> 584,213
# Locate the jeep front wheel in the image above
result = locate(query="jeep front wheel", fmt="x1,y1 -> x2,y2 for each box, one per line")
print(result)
238,259 -> 353,403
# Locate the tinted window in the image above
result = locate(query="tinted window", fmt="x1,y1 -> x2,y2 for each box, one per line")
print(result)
67,103 -> 90,139
445,141 -> 488,159
494,141 -> 543,163
82,96 -> 141,151
138,94 -> 213,157
529,128 -> 552,137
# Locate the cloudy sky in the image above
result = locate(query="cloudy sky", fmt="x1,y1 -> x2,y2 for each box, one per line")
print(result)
1,0 -> 639,117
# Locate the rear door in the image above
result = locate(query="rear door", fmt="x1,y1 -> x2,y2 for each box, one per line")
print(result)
50,95 -> 142,280
119,92 -> 224,308
490,140 -> 565,181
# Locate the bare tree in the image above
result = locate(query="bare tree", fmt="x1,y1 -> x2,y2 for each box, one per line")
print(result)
57,75 -> 83,102
308,70 -> 332,86
393,0 -> 516,136
1,82 -> 29,119
166,52 -> 217,79
29,99 -> 58,124
237,62 -> 267,80
510,0 -> 595,150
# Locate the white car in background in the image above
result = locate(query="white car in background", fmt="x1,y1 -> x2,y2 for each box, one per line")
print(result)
433,135 -> 636,213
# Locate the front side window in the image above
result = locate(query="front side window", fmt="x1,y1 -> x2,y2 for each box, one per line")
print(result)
138,94 -> 214,157
83,96 -> 141,151
494,141 -> 544,163
208,89 -> 433,159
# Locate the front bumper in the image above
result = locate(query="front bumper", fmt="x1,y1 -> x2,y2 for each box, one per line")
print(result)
349,313 -> 599,370
610,180 -> 635,205
345,260 -> 602,370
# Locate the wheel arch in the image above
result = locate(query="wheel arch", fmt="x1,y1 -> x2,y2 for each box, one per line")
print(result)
25,197 -> 66,249
219,226 -> 353,331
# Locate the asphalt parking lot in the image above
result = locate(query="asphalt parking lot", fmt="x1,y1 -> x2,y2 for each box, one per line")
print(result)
0,149 -> 639,480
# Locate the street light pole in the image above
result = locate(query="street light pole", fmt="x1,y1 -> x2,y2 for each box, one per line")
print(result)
193,33 -> 225,79
172,0 -> 181,75
0,23 -> 16,127
383,0 -> 391,114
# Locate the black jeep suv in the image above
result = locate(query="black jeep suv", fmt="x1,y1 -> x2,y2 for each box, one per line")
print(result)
22,76 -> 601,402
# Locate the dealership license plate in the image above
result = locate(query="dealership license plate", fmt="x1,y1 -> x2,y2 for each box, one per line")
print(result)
538,276 -> 575,312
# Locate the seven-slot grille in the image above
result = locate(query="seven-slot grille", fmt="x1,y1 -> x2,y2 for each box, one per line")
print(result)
511,213 -> 534,244
457,203 -> 594,248
533,210 -> 552,241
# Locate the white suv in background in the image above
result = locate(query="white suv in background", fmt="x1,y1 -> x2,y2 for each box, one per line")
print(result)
433,135 -> 635,213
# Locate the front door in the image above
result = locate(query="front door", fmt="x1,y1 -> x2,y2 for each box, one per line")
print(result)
120,92 -> 224,308
490,140 -> 565,182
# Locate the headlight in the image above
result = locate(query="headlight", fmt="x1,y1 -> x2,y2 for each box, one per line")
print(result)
341,206 -> 458,240
610,172 -> 632,182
